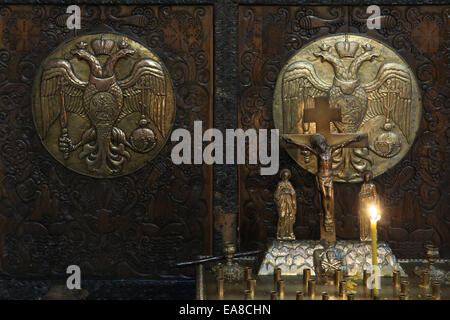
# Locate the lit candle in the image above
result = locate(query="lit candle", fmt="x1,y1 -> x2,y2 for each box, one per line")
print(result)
369,206 -> 381,296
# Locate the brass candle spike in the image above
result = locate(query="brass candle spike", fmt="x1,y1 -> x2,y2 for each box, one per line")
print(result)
421,271 -> 430,288
217,278 -> 224,300
216,266 -> 223,280
393,270 -> 400,288
247,279 -> 256,298
246,267 -> 253,281
339,281 -> 347,298
196,262 -> 205,300
432,281 -> 440,300
270,291 -> 278,300
274,268 -> 282,290
425,294 -> 434,300
335,269 -> 342,287
245,290 -> 253,300
400,280 -> 408,295
307,279 -> 316,298
303,268 -> 311,285
277,280 -> 285,300
363,270 -> 370,288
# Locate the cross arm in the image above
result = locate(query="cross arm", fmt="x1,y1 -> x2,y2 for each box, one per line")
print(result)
281,134 -> 318,156
330,133 -> 368,152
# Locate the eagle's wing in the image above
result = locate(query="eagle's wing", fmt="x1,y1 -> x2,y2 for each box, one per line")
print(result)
281,61 -> 331,133
362,63 -> 412,142
38,59 -> 87,138
118,59 -> 168,136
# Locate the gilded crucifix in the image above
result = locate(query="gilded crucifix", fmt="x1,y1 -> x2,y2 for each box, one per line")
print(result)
282,97 -> 368,241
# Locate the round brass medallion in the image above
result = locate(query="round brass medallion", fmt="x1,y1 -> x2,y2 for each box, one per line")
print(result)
32,33 -> 175,178
273,34 -> 422,182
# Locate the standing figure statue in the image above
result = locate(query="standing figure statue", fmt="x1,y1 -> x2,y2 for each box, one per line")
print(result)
358,170 -> 379,241
283,133 -> 363,241
275,169 -> 297,241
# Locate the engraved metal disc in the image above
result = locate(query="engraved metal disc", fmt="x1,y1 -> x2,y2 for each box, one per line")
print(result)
273,34 -> 422,182
32,33 -> 175,178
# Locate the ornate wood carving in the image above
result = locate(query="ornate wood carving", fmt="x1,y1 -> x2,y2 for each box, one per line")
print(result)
0,5 -> 213,278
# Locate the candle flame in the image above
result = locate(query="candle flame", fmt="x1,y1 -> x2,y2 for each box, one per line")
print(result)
369,206 -> 380,223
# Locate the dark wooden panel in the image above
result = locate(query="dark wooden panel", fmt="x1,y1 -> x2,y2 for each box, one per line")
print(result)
238,5 -> 449,259
0,4 -> 213,279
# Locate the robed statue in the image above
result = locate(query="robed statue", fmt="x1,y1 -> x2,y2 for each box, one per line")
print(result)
275,169 -> 297,241
358,170 -> 379,241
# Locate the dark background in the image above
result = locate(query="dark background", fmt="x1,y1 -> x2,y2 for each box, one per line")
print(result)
0,0 -> 448,299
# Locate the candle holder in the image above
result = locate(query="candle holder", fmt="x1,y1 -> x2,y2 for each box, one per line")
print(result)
221,242 -> 245,282
414,244 -> 447,282
425,245 -> 446,281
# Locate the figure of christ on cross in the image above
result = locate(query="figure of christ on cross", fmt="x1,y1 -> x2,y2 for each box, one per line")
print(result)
281,97 -> 368,241
283,134 -> 363,241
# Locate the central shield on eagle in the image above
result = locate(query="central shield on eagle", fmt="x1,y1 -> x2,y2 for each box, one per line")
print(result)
33,33 -> 175,178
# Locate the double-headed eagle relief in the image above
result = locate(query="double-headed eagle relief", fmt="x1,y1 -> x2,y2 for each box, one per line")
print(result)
33,33 -> 175,178
274,34 -> 422,182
